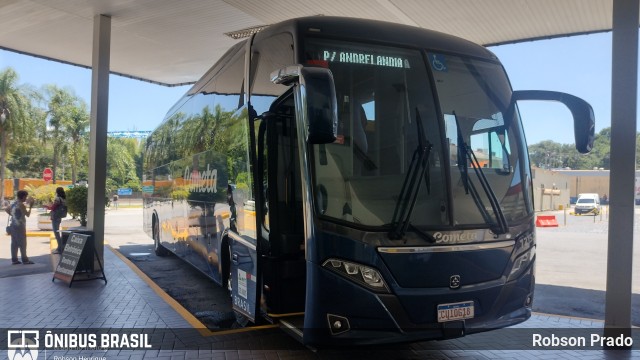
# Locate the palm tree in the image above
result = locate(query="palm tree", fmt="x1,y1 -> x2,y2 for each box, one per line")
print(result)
0,68 -> 31,205
61,100 -> 89,184
43,85 -> 75,183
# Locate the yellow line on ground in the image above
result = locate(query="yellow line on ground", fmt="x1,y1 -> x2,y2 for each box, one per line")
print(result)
267,312 -> 305,318
205,324 -> 280,336
26,231 -> 53,237
49,236 -> 58,273
107,244 -> 278,337
50,236 -> 57,251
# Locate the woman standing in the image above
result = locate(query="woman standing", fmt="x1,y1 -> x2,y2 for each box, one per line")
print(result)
48,187 -> 67,254
9,190 -> 34,264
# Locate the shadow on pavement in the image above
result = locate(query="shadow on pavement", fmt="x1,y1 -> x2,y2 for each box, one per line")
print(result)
534,283 -> 640,326
0,236 -> 54,278
115,243 -> 640,331
114,243 -> 237,330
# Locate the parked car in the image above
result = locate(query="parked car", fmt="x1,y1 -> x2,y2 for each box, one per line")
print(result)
574,193 -> 601,215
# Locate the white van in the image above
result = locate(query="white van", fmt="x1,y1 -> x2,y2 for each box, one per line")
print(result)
575,193 -> 601,215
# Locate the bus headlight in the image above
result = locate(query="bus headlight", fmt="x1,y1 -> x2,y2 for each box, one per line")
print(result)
507,246 -> 536,282
322,258 -> 390,293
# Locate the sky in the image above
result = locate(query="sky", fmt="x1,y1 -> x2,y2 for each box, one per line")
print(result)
0,31 -> 616,145
491,32 -> 613,146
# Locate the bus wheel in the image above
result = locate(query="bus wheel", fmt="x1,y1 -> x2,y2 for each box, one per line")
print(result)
153,218 -> 169,257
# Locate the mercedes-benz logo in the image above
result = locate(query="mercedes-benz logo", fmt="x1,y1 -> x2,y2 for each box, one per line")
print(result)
449,275 -> 461,289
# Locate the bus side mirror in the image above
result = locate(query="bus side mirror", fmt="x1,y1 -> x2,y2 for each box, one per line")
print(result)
512,90 -> 595,154
271,65 -> 338,144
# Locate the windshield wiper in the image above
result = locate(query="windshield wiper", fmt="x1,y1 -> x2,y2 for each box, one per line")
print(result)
453,113 -> 509,234
389,109 -> 433,241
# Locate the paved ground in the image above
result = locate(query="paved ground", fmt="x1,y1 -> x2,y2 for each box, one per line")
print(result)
533,206 -> 640,325
0,206 -> 638,359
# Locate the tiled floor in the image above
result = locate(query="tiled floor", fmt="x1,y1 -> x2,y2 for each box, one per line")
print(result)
1,247 -> 638,359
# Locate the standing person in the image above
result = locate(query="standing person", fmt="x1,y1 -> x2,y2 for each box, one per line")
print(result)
113,194 -> 119,210
47,187 -> 67,254
9,190 -> 34,265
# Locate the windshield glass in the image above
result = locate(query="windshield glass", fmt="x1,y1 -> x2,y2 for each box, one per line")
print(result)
304,39 -> 532,229
305,39 -> 448,228
431,53 -> 532,225
577,199 -> 595,204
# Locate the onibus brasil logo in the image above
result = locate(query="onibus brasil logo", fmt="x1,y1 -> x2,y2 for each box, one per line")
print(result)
7,330 -> 39,360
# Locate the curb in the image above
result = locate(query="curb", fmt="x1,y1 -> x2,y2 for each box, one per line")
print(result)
26,231 -> 54,237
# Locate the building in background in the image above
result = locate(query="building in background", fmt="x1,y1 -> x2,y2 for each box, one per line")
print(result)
532,168 -> 640,210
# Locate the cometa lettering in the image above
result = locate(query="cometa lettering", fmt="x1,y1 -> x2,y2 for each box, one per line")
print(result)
433,232 -> 478,243
184,164 -> 217,193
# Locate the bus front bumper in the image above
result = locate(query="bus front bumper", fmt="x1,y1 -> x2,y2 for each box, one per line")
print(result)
302,261 -> 534,346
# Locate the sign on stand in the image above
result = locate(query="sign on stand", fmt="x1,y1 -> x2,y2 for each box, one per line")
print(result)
53,232 -> 107,287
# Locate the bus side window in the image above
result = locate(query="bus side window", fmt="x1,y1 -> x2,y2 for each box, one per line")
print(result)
255,117 -> 269,234
250,33 -> 295,115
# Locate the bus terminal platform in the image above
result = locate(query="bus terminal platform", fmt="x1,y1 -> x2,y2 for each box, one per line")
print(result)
0,209 -> 638,359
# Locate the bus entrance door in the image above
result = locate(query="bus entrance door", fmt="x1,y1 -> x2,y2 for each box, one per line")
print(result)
259,95 -> 307,331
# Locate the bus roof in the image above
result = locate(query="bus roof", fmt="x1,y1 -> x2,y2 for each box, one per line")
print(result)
158,16 -> 500,136
258,16 -> 497,61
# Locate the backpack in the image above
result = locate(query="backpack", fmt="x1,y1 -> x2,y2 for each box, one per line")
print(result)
53,199 -> 68,219
58,203 -> 68,218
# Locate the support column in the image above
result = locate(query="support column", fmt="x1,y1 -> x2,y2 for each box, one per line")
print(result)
604,0 -> 638,342
88,14 -> 111,267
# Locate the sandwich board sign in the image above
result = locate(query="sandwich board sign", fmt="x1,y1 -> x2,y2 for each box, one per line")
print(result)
53,232 -> 106,287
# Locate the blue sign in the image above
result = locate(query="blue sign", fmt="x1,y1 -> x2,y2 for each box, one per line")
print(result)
430,53 -> 448,72
117,188 -> 133,196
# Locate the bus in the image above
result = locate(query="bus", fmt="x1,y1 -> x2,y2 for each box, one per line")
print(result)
143,16 -> 594,346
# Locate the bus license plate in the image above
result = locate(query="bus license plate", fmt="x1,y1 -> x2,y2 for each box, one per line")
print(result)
437,301 -> 474,322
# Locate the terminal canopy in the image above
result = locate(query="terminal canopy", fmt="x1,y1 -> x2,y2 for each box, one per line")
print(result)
0,0 -> 617,86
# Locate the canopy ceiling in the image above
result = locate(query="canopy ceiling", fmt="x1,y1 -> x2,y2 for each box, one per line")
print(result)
0,0 -> 618,86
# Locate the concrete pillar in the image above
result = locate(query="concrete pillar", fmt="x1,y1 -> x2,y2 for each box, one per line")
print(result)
88,14 -> 111,266
604,0 -> 637,341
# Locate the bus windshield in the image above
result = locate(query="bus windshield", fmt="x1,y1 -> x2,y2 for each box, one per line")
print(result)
305,39 -> 532,231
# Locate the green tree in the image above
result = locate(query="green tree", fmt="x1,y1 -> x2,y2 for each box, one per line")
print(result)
0,68 -> 34,203
528,140 -> 564,169
528,127 -> 614,170
43,85 -> 76,183
107,138 -> 138,187
61,100 -> 89,184
66,185 -> 88,226
7,143 -> 51,178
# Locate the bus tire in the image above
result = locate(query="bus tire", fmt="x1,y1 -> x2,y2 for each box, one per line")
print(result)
153,216 -> 169,257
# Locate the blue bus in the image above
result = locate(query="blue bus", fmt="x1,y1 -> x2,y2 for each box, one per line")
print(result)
143,16 -> 594,345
